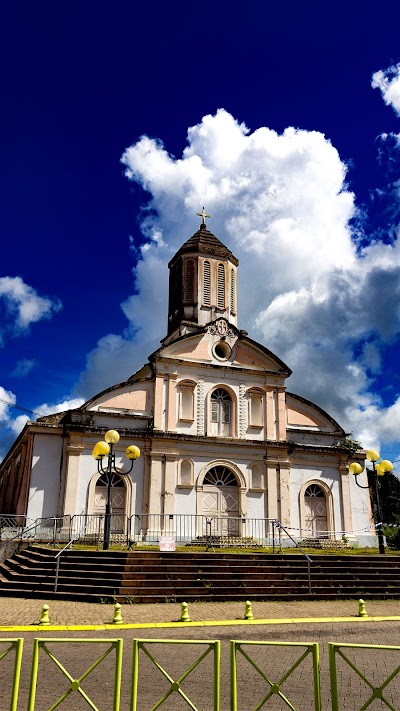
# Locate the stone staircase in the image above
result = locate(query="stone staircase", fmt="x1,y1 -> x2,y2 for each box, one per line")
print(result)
0,545 -> 400,602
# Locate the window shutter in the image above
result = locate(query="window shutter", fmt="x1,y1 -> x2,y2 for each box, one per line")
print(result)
184,259 -> 194,302
203,261 -> 211,305
217,263 -> 225,308
211,401 -> 218,422
230,268 -> 235,314
222,402 -> 231,423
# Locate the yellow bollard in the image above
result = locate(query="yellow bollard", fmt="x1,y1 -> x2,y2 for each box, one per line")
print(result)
358,599 -> 368,617
112,602 -> 124,624
179,601 -> 191,622
244,600 -> 254,620
39,604 -> 50,625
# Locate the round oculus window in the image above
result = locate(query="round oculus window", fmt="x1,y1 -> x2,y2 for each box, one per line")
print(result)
213,340 -> 231,360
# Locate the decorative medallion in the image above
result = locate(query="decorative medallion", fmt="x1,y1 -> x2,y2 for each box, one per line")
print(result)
207,318 -> 235,337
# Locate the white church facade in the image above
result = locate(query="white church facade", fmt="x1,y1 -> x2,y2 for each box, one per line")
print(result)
0,216 -> 375,546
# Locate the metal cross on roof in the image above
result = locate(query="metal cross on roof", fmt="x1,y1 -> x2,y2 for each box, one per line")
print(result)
196,207 -> 211,226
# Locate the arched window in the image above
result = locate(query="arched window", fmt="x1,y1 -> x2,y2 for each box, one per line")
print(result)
305,484 -> 325,498
217,263 -> 225,308
203,260 -> 211,305
184,259 -> 195,303
203,465 -> 237,486
210,388 -> 232,436
230,268 -> 236,314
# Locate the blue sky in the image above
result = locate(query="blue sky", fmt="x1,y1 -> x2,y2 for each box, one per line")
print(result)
1,1 -> 400,464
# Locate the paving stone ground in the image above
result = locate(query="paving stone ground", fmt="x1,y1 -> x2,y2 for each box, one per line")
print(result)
1,598 -> 400,709
0,596 -> 399,626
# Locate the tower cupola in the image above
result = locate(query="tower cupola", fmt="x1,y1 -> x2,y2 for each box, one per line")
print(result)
167,210 -> 239,340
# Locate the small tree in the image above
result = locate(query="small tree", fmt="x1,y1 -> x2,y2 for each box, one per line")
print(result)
368,469 -> 400,549
341,434 -> 363,458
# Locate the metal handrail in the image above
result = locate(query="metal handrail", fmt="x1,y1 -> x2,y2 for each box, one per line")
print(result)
276,521 -> 312,593
54,515 -> 100,592
0,517 -> 58,544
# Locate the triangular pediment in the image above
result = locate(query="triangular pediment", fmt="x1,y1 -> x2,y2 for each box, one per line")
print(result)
154,328 -> 291,375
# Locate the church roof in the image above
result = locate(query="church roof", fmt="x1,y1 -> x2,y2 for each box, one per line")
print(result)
168,223 -> 239,267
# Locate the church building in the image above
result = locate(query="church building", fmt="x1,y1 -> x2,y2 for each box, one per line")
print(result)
0,214 -> 374,546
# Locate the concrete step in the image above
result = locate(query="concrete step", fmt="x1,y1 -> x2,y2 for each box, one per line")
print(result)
1,546 -> 400,603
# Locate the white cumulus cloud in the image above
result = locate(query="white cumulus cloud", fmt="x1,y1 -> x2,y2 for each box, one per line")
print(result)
11,358 -> 38,378
34,397 -> 85,417
372,63 -> 400,116
0,387 -> 84,461
0,276 -> 62,342
77,105 -> 400,453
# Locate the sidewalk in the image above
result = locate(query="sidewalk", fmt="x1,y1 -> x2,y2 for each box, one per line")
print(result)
0,596 -> 399,628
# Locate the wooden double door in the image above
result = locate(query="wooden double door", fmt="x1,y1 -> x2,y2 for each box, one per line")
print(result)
201,466 -> 239,536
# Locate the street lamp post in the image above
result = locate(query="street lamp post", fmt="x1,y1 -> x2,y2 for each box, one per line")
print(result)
349,449 -> 393,555
91,429 -> 140,551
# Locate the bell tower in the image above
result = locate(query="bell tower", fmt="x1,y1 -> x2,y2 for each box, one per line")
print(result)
166,210 -> 239,341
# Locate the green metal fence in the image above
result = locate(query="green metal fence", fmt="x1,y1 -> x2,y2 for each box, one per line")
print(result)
0,638 -> 24,711
131,638 -> 221,711
6,636 -> 400,709
230,639 -> 321,711
27,638 -> 123,711
329,642 -> 400,711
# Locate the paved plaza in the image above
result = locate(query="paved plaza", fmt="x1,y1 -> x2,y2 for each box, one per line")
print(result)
1,598 -> 400,709
1,596 -> 400,627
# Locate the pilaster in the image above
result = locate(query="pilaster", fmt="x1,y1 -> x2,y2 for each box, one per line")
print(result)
164,454 -> 177,515
339,464 -> 353,535
153,374 -> 165,429
148,454 -> 163,516
197,379 -> 205,435
278,461 -> 291,527
62,443 -> 84,517
167,373 -> 178,431
266,459 -> 279,520
265,386 -> 276,440
277,385 -> 287,441
239,383 -> 246,437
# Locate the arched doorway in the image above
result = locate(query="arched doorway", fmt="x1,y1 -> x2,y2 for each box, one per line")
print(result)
202,465 -> 239,535
94,472 -> 126,533
304,483 -> 328,538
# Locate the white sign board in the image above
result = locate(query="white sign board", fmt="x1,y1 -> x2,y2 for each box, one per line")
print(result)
159,535 -> 176,552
